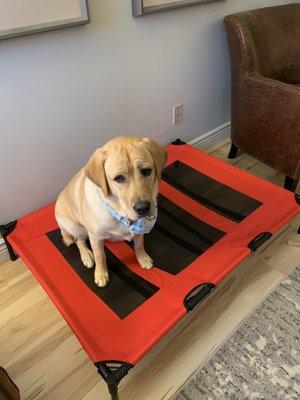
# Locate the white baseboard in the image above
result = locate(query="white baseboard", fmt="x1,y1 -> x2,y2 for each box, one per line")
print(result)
0,121 -> 231,265
0,237 -> 9,264
188,121 -> 231,149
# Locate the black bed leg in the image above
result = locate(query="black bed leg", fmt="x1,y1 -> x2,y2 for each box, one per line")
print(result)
284,176 -> 297,192
108,383 -> 120,400
228,143 -> 239,159
95,362 -> 132,400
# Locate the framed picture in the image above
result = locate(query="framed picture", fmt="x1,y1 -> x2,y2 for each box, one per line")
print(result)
132,0 -> 221,16
0,0 -> 90,40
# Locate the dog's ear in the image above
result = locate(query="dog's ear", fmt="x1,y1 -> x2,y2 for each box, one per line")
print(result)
143,138 -> 168,180
84,148 -> 109,196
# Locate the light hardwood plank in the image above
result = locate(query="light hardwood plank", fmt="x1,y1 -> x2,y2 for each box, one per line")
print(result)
0,299 -> 65,367
16,335 -> 86,400
262,228 -> 300,276
0,258 -> 27,291
0,285 -> 46,328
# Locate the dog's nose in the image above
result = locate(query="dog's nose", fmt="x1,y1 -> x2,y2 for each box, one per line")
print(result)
134,201 -> 151,216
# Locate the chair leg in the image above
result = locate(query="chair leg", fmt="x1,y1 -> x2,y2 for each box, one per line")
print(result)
284,176 -> 297,192
228,143 -> 239,159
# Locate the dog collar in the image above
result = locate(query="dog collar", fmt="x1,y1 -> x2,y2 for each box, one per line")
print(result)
103,200 -> 157,234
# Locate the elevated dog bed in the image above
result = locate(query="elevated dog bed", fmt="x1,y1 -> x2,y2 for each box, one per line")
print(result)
1,141 -> 299,400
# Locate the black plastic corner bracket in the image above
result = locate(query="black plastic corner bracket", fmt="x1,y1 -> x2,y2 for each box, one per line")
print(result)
0,221 -> 18,261
171,138 -> 186,145
95,361 -> 133,400
247,232 -> 272,253
184,283 -> 215,312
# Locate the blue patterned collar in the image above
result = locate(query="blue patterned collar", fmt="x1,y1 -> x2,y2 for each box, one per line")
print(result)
103,200 -> 157,234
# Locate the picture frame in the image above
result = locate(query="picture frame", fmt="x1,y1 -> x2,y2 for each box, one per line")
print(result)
0,0 -> 90,40
132,0 -> 222,16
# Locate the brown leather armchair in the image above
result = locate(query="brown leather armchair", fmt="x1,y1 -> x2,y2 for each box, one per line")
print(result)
224,3 -> 300,192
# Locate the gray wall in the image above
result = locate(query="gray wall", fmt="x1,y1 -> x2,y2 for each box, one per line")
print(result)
0,0 -> 292,222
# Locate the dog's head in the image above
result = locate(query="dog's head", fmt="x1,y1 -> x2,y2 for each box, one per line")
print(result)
84,136 -> 168,221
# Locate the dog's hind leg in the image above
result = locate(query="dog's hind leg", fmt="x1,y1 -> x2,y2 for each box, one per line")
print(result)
56,215 -> 95,268
56,213 -> 77,246
60,228 -> 75,246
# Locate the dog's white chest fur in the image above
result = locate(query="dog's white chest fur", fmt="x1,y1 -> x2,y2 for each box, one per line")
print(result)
101,218 -> 135,242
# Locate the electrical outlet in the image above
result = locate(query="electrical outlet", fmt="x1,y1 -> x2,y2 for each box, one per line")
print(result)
173,104 -> 183,125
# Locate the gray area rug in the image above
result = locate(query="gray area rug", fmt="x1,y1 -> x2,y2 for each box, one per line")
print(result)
174,266 -> 300,400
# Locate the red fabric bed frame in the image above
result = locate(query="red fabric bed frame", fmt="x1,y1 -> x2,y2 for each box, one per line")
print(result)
2,142 -> 299,399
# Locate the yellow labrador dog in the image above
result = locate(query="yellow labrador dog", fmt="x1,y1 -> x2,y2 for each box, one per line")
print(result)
55,136 -> 167,287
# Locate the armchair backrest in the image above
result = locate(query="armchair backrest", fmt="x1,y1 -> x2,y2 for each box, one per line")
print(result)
225,3 -> 300,84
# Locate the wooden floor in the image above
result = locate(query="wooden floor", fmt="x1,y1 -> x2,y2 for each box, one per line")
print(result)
0,140 -> 299,400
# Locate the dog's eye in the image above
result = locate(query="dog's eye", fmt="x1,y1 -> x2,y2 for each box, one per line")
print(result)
114,174 -> 125,183
141,168 -> 152,177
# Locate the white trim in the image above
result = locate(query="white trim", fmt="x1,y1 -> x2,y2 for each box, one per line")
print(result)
0,237 -> 9,264
188,121 -> 231,149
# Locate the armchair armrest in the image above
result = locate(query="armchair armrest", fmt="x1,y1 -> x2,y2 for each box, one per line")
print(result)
231,73 -> 300,179
243,73 -> 300,97
236,73 -> 300,128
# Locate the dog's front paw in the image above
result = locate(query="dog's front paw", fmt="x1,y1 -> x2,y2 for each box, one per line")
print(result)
138,254 -> 153,270
81,249 -> 95,268
94,269 -> 109,287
